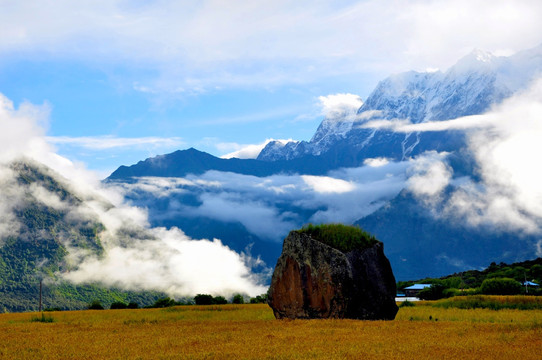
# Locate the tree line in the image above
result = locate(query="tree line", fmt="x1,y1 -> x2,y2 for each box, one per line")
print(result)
86,293 -> 269,310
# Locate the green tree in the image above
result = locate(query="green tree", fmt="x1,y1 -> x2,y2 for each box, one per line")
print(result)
127,302 -> 139,309
249,294 -> 268,304
110,301 -> 128,310
232,294 -> 244,304
152,297 -> 177,308
213,296 -> 228,305
417,283 -> 447,300
480,278 -> 521,295
88,300 -> 104,310
194,294 -> 214,305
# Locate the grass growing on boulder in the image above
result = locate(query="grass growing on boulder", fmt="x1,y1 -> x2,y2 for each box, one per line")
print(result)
297,223 -> 378,253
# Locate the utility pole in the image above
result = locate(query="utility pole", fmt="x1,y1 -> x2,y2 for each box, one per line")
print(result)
39,279 -> 43,312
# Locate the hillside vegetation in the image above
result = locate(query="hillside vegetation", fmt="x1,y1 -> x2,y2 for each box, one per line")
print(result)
398,258 -> 542,299
0,161 -> 166,312
297,223 -> 378,253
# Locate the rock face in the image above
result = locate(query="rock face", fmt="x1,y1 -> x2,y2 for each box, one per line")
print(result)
267,231 -> 398,320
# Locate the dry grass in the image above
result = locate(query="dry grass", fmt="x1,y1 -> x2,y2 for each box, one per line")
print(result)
0,303 -> 541,359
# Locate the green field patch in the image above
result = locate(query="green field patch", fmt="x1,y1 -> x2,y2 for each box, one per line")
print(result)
433,295 -> 542,310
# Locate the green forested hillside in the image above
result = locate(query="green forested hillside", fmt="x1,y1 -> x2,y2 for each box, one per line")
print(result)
398,257 -> 542,296
0,161 -> 164,312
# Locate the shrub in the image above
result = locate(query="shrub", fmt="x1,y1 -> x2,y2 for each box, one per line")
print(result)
110,301 -> 128,310
44,307 -> 61,312
31,313 -> 54,323
249,294 -> 268,304
442,288 -> 461,298
194,294 -> 230,305
194,294 -> 214,305
418,283 -> 448,300
480,278 -> 522,295
297,223 -> 377,253
88,300 -> 104,310
213,296 -> 228,305
127,302 -> 139,309
152,297 -> 177,308
399,300 -> 415,308
232,294 -> 245,304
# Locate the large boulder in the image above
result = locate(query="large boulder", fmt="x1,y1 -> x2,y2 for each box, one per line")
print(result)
267,230 -> 398,320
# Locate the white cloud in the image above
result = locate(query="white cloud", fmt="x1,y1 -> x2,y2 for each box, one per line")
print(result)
63,227 -> 267,297
0,91 -> 268,297
407,152 -> 452,200
114,159 -> 412,240
190,193 -> 297,239
47,135 -> 184,150
318,93 -> 363,118
361,114 -> 495,133
220,138 -> 295,159
448,80 -> 542,232
1,1 -> 541,90
0,94 -> 52,164
363,157 -> 390,167
301,175 -> 355,194
400,79 -> 542,234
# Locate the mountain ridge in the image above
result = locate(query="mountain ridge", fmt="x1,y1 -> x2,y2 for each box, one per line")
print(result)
104,45 -> 542,280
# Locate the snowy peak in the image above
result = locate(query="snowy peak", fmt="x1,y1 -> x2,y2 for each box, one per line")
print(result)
257,140 -> 301,161
310,95 -> 362,144
471,48 -> 496,62
258,94 -> 363,161
370,71 -> 441,98
452,48 -> 498,73
358,70 -> 442,124
357,46 -> 536,124
258,45 -> 542,162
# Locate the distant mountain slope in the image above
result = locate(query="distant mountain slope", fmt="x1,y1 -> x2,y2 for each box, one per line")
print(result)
107,147 -> 354,180
356,190 -> 539,280
0,160 -> 163,312
105,45 -> 542,281
110,148 -> 290,179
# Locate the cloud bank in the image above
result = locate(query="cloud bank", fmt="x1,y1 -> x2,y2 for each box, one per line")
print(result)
220,138 -> 295,159
1,1 -> 541,91
0,92 -> 267,297
318,93 -> 363,119
112,159 -> 414,241
404,79 -> 542,238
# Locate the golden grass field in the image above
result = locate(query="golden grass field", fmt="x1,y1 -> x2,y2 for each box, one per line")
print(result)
1,299 -> 541,359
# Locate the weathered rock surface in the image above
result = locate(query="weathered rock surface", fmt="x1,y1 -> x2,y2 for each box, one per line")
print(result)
267,231 -> 398,320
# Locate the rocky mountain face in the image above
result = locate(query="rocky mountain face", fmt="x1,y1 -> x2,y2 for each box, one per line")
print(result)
267,231 -> 397,320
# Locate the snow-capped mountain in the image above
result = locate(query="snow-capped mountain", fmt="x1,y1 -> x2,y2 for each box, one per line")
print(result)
258,45 -> 542,162
107,44 -> 542,280
258,96 -> 362,161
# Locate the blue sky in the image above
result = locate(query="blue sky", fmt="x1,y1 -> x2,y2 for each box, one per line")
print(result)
1,0 -> 541,176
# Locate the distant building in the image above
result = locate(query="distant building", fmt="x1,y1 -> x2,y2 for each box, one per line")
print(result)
403,284 -> 432,297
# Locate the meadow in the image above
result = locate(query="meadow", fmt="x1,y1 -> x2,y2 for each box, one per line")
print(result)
0,298 -> 541,359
